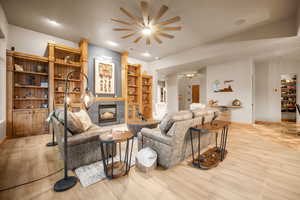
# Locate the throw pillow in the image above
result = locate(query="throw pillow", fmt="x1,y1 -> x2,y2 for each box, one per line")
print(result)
54,109 -> 85,134
159,114 -> 174,135
74,110 -> 93,131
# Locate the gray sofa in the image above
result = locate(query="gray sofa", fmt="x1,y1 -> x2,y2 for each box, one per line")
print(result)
137,108 -> 219,168
51,116 -> 113,170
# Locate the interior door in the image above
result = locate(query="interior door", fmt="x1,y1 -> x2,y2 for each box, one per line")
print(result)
192,85 -> 200,103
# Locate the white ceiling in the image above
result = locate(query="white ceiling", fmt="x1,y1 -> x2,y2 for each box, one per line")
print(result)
0,0 -> 297,61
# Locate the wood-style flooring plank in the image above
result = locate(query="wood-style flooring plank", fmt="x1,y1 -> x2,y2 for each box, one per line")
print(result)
0,123 -> 300,200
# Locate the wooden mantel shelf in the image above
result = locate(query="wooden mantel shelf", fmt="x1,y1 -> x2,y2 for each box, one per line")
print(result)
93,97 -> 125,102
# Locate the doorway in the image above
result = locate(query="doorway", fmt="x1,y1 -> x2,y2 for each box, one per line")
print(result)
281,74 -> 297,122
192,85 -> 200,103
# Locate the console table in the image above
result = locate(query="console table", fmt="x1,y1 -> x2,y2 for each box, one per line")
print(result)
189,120 -> 230,169
209,105 -> 242,122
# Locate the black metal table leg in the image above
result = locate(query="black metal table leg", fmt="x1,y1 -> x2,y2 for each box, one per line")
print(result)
189,120 -> 230,169
127,138 -> 134,174
197,129 -> 201,167
215,131 -> 218,149
190,128 -> 195,165
100,131 -> 134,179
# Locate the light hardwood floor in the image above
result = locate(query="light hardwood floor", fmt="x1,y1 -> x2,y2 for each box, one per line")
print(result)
0,124 -> 300,200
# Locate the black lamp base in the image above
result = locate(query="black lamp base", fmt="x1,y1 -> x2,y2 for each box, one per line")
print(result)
54,176 -> 77,192
46,141 -> 58,147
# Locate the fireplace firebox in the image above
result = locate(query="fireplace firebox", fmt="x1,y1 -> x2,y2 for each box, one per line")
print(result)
99,104 -> 117,123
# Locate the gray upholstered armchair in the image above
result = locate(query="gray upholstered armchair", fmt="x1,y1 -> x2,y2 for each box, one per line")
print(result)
51,116 -> 113,169
137,108 -> 219,168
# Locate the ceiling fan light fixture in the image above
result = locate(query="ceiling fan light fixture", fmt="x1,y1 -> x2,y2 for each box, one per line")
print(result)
112,2 -> 181,45
141,27 -> 152,35
142,52 -> 151,57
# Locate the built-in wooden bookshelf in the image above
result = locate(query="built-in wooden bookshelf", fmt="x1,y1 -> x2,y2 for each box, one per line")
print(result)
124,63 -> 153,121
127,64 -> 142,121
6,39 -> 88,138
142,74 -> 153,120
48,43 -> 86,111
6,51 -> 50,137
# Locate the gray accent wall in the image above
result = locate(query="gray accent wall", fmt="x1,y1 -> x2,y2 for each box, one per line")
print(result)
87,44 -> 125,125
88,44 -> 122,97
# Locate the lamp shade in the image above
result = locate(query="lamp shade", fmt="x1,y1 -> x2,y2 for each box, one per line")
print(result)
81,89 -> 94,109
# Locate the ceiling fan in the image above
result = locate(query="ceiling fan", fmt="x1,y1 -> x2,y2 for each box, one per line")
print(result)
112,1 -> 181,45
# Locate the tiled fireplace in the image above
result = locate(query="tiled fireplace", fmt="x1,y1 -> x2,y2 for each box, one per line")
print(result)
88,101 -> 125,126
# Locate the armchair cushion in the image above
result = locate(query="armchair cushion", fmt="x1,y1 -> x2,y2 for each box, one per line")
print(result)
159,111 -> 193,135
172,110 -> 193,121
67,124 -> 110,147
141,127 -> 172,145
68,132 -> 99,147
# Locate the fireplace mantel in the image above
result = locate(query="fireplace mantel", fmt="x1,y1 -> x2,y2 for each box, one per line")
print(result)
93,97 -> 125,102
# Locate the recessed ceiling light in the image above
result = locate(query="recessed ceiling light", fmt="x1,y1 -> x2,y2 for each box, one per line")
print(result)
185,73 -> 195,78
235,19 -> 246,25
142,52 -> 151,57
46,19 -> 61,27
141,27 -> 152,36
107,41 -> 118,46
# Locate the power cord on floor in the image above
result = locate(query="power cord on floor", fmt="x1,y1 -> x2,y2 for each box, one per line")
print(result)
0,168 -> 63,192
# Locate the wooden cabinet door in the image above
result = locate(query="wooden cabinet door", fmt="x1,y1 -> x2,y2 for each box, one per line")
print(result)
13,110 -> 32,137
32,110 -> 48,134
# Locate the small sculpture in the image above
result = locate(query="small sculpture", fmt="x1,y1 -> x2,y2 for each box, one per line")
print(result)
14,64 -> 23,71
137,112 -> 147,121
232,99 -> 241,106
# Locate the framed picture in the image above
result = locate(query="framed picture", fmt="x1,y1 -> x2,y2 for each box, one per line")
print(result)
94,58 -> 115,94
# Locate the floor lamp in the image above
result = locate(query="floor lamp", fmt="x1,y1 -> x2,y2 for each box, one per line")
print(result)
46,102 -> 58,147
54,71 -> 94,192
46,129 -> 58,147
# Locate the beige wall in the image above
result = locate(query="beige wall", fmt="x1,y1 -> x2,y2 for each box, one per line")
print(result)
298,2 -> 300,36
8,24 -> 78,56
0,3 -> 8,140
207,59 -> 254,124
166,74 -> 179,113
255,59 -> 300,123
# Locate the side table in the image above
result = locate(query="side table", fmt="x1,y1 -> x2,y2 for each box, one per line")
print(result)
189,120 -> 230,169
100,131 -> 134,179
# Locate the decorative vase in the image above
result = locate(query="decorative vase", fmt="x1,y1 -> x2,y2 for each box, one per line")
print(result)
232,99 -> 241,106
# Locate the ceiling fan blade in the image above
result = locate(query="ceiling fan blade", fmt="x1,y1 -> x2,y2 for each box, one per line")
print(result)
146,37 -> 151,45
156,31 -> 174,39
159,26 -> 182,31
120,7 -> 143,27
113,28 -> 133,31
121,32 -> 137,39
151,5 -> 168,24
111,18 -> 132,26
153,35 -> 162,44
134,36 -> 143,43
141,1 -> 149,26
156,16 -> 181,26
